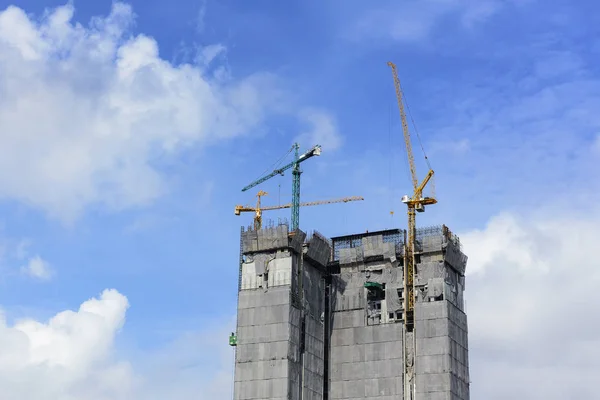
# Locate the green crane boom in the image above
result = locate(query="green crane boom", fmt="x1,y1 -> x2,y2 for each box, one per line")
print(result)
241,143 -> 321,231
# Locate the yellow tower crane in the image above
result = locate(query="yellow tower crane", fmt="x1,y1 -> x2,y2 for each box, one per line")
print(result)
388,61 -> 437,400
234,191 -> 364,230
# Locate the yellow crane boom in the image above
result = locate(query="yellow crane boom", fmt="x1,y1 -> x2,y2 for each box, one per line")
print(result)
388,61 -> 437,400
234,192 -> 364,230
388,62 -> 419,193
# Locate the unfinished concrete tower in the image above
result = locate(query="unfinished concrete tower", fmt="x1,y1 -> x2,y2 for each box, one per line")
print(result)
413,227 -> 469,400
234,222 -> 330,400
328,226 -> 469,400
233,224 -> 469,400
328,229 -> 405,398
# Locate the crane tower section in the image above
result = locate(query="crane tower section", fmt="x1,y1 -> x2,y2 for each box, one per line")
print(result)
387,61 -> 437,400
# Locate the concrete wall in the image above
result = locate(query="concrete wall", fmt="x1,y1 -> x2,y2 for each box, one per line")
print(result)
414,302 -> 469,400
329,233 -> 404,400
328,227 -> 470,400
234,225 -> 470,400
234,226 -> 329,400
288,259 -> 327,400
330,314 -> 404,399
301,261 -> 326,400
414,229 -> 470,400
235,287 -> 292,400
235,225 -> 302,400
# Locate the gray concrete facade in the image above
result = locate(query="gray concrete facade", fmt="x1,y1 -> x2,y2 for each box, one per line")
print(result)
234,224 -> 469,400
328,231 -> 403,399
234,224 -> 330,400
414,230 -> 469,400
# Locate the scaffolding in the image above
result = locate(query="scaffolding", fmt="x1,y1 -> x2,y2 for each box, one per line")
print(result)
416,224 -> 462,250
330,228 -> 405,261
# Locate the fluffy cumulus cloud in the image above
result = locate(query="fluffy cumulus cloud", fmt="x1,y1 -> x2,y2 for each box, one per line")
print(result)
295,108 -> 343,151
462,208 -> 600,399
0,3 -> 337,223
0,289 -> 134,399
0,289 -> 234,400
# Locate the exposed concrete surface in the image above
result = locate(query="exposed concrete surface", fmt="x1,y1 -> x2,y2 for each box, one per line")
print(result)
234,224 -> 331,400
234,225 -> 469,400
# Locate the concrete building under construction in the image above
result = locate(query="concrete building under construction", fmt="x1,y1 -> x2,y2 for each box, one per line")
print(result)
232,222 -> 470,400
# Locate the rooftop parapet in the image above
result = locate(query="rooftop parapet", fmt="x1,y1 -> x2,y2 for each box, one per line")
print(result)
417,225 -> 468,275
305,231 -> 332,268
416,225 -> 462,251
331,229 -> 405,264
241,222 -> 306,255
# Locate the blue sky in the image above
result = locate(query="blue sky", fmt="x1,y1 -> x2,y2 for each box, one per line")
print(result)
0,0 -> 598,398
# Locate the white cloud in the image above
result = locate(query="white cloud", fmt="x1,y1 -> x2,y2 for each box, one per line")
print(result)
461,0 -> 502,28
14,239 -> 30,261
0,236 -> 49,280
0,3 -> 324,223
424,45 -> 600,217
353,0 -> 512,42
354,1 -> 446,42
196,0 -> 207,33
461,208 -> 600,399
0,289 -> 234,400
21,255 -> 52,280
197,43 -> 227,67
429,138 -> 470,156
295,108 -> 342,151
124,214 -> 180,234
0,235 -> 28,266
0,289 -> 134,399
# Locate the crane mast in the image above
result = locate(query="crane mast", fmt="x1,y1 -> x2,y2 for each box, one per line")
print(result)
387,61 -> 437,400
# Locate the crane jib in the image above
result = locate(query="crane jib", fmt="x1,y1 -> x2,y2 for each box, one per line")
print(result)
233,194 -> 364,229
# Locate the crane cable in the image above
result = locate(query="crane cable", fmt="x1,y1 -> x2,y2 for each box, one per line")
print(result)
400,82 -> 431,170
395,96 -> 414,198
388,102 -> 395,219
400,81 -> 436,198
253,146 -> 294,184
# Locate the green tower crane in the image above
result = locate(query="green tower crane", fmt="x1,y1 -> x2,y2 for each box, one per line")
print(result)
241,143 -> 321,231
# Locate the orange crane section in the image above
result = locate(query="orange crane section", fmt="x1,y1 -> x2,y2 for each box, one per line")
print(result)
235,192 -> 364,230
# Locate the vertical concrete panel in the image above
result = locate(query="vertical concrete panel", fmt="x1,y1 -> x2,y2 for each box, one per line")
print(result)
330,276 -> 405,400
414,235 -> 470,399
235,251 -> 303,400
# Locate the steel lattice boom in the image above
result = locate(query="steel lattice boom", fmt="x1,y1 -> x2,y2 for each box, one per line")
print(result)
234,193 -> 364,230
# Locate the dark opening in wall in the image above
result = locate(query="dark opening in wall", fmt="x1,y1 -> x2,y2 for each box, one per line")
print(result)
366,282 -> 385,326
